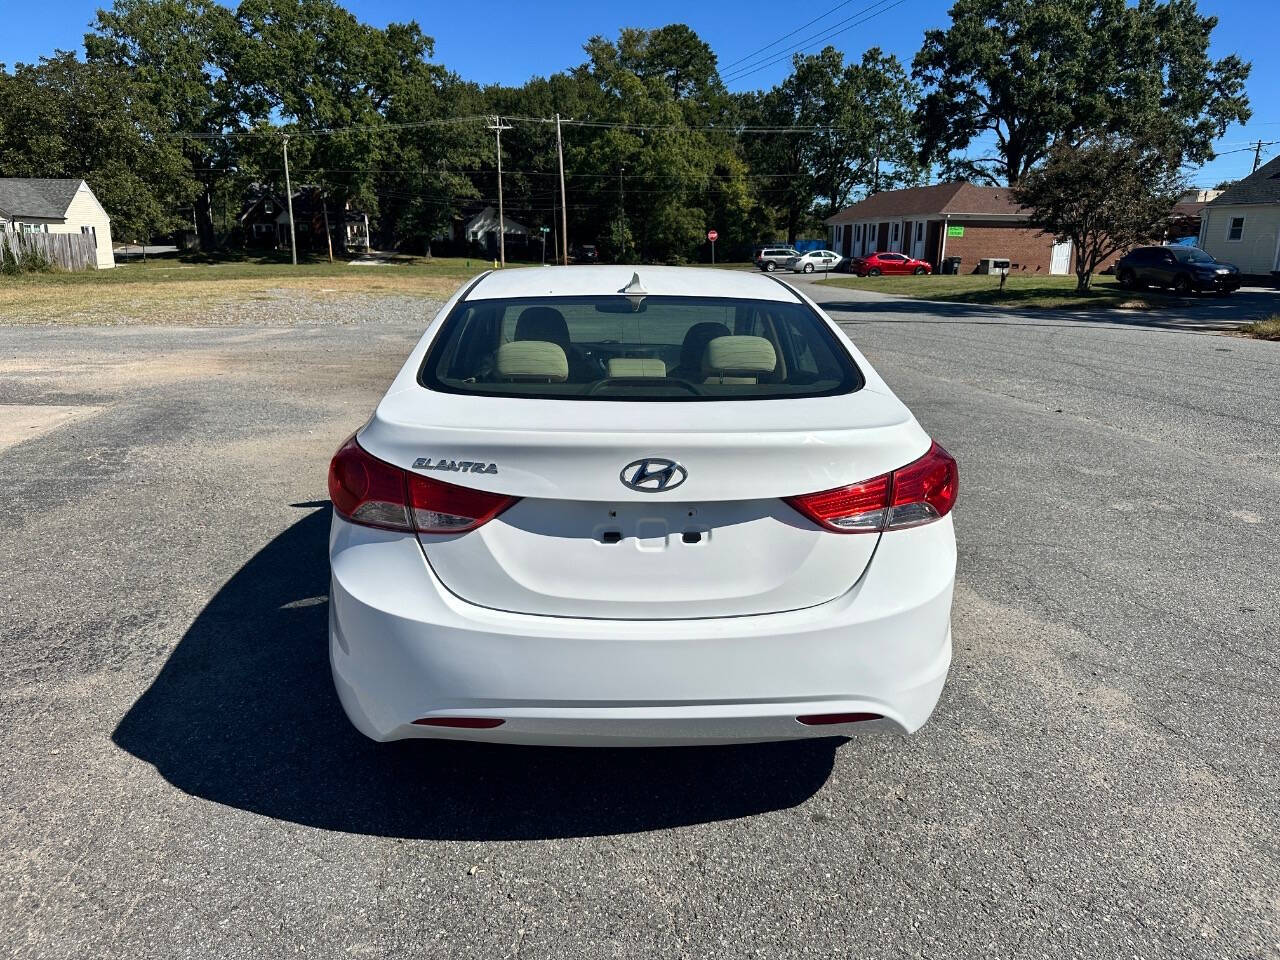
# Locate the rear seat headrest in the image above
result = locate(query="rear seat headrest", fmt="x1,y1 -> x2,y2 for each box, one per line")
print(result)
702,335 -> 777,377
496,340 -> 568,382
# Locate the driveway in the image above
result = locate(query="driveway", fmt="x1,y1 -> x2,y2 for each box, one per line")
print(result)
2,301 -> 1278,958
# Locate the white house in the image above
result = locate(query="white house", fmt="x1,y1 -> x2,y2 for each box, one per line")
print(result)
0,179 -> 115,269
433,205 -> 530,251
1199,156 -> 1280,277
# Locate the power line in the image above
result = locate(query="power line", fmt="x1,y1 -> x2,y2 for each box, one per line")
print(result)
720,0 -> 889,74
720,0 -> 910,84
163,115 -> 491,140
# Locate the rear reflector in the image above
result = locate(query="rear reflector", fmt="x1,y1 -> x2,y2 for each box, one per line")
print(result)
784,441 -> 958,534
796,712 -> 882,725
412,717 -> 506,729
328,436 -> 518,534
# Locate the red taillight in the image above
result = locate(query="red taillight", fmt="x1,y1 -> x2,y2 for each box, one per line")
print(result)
328,436 -> 413,531
784,441 -> 958,534
407,472 -> 518,533
784,474 -> 891,532
328,436 -> 518,534
887,441 -> 958,529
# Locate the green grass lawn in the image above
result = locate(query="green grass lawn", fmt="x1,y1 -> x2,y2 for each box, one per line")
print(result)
817,272 -> 1179,310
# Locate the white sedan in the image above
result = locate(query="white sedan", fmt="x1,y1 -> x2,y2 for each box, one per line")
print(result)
328,266 -> 957,746
787,249 -> 844,273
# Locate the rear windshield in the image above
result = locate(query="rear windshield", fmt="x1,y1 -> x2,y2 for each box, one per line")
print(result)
419,294 -> 862,401
1171,247 -> 1215,263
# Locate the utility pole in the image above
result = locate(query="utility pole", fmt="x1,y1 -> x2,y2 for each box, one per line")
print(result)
282,135 -> 298,265
489,116 -> 512,267
1253,139 -> 1264,173
555,113 -> 569,264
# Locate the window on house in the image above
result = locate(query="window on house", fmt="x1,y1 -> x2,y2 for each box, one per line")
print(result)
1226,216 -> 1245,242
253,223 -> 272,236
916,222 -> 925,242
891,223 -> 900,244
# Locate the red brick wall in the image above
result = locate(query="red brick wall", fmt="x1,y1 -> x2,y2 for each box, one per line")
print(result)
940,221 -> 1061,274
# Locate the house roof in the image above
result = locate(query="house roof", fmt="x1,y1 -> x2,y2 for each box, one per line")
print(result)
1208,155 -> 1280,206
1170,200 -> 1209,219
825,182 -> 1026,224
0,179 -> 84,219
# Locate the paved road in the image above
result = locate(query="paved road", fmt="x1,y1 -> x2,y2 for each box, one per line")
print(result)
2,290 -> 1278,959
795,270 -> 1280,332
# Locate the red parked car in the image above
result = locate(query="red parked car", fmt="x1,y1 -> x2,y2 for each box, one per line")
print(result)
849,252 -> 932,277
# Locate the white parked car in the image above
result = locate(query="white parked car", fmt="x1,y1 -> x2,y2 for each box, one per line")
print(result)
787,249 -> 844,273
328,266 -> 957,746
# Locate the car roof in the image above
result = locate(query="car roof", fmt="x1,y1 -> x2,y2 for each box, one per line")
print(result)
465,265 -> 803,303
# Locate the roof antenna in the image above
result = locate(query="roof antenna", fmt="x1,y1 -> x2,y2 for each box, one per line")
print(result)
620,271 -> 647,311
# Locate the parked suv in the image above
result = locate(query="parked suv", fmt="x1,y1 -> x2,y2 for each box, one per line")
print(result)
574,244 -> 600,264
1115,245 -> 1241,295
753,246 -> 800,272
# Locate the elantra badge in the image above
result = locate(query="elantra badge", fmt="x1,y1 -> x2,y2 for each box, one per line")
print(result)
620,458 -> 687,492
413,457 -> 498,474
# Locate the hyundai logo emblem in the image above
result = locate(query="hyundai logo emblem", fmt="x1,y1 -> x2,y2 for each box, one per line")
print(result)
620,458 -> 687,493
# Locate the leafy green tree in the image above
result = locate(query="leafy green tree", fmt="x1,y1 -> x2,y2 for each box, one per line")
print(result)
1011,137 -> 1185,290
0,53 -> 194,242
86,0 -> 247,248
914,0 -> 1251,185
734,87 -> 813,245
234,0 -> 449,242
788,47 -> 921,218
736,47 -> 920,243
569,26 -> 750,263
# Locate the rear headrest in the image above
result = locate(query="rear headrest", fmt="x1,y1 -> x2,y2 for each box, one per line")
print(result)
607,357 -> 666,378
679,321 -> 732,372
702,335 -> 777,377
496,340 -> 568,382
514,306 -> 569,348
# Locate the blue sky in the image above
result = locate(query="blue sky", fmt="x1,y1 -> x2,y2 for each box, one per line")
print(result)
3,0 -> 1276,186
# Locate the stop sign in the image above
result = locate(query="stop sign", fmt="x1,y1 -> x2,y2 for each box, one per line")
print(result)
707,229 -> 718,242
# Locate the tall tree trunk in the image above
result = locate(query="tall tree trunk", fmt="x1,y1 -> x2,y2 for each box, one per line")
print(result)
195,185 -> 216,252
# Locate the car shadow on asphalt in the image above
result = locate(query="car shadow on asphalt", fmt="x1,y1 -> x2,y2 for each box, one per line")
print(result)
817,286 -> 1278,333
112,506 -> 839,840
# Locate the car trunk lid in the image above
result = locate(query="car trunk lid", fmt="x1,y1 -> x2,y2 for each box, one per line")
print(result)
358,389 -> 928,620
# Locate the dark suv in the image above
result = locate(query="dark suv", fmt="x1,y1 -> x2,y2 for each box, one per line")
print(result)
1115,246 -> 1241,295
574,244 -> 600,264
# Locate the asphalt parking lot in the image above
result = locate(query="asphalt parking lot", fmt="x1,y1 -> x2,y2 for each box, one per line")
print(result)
3,281 -> 1279,959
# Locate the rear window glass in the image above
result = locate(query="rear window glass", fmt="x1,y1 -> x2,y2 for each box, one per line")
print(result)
419,295 -> 862,401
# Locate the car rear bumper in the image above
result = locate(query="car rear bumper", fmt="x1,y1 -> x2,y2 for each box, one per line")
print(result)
1193,275 -> 1242,292
329,515 -> 955,746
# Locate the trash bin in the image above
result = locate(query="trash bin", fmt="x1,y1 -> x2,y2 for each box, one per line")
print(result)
943,256 -> 963,275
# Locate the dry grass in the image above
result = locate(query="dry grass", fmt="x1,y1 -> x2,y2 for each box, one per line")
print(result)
1241,314 -> 1280,341
0,255 -> 489,324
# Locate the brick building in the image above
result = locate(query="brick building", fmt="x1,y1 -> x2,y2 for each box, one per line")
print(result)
825,182 -> 1074,275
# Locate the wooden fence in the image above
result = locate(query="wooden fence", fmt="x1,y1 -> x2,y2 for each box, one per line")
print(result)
0,231 -> 99,271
